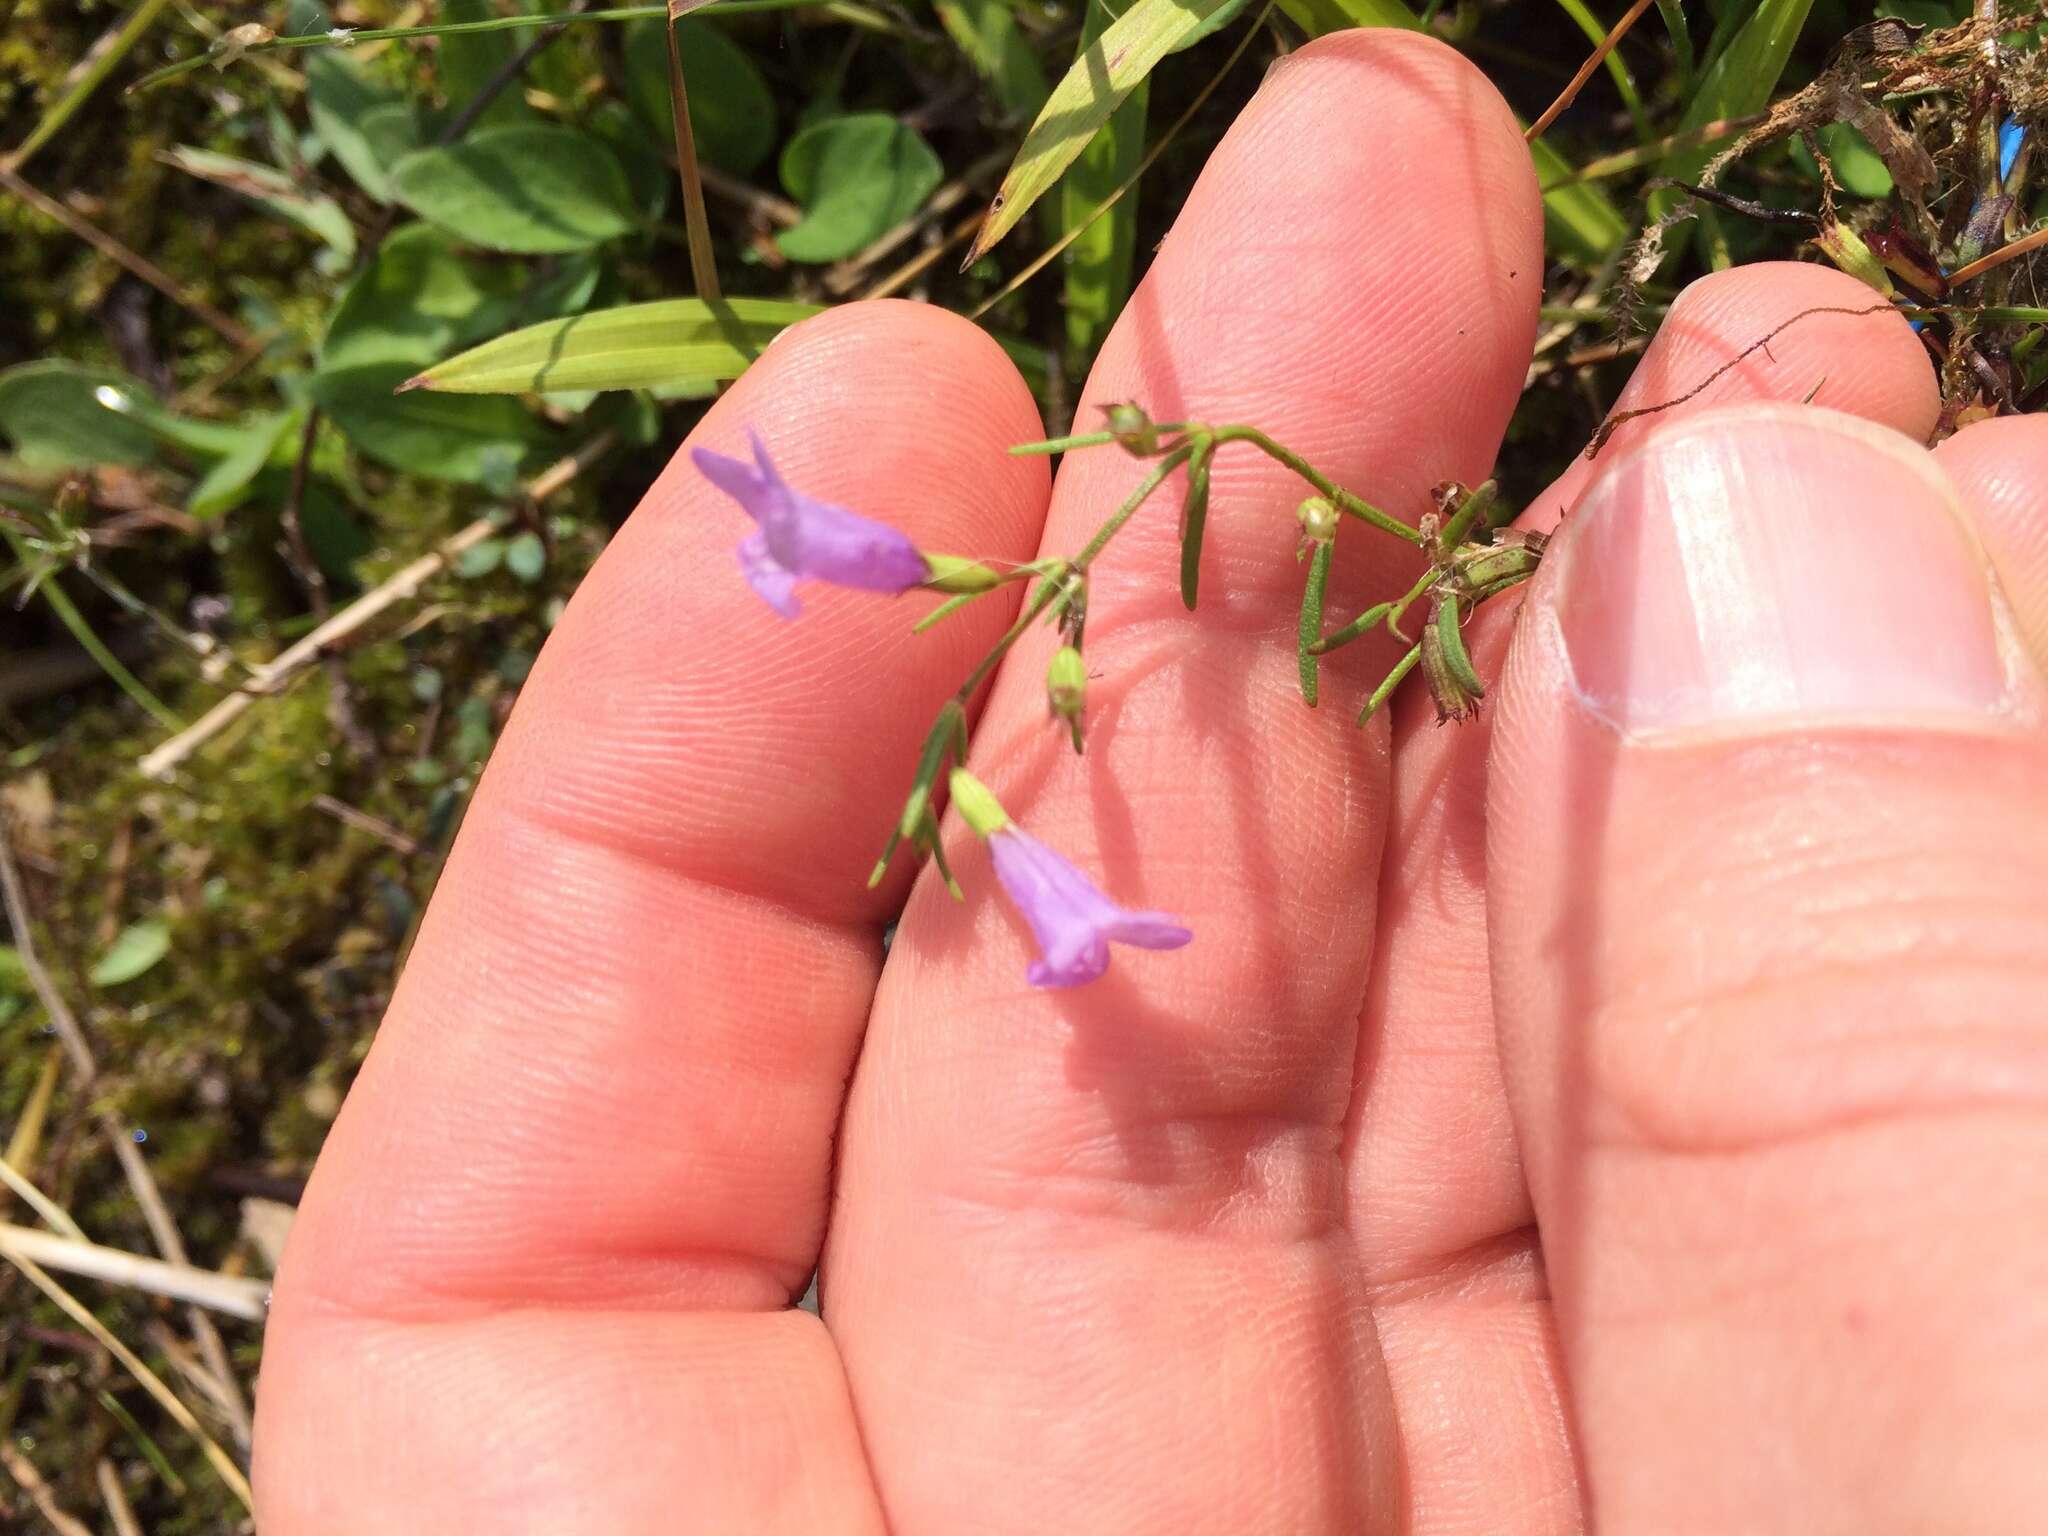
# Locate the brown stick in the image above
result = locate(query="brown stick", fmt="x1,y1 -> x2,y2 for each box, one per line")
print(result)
0,166 -> 253,347
1526,0 -> 1659,143
138,434 -> 615,780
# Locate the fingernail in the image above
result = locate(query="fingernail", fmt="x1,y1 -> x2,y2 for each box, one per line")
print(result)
1549,407 -> 2011,735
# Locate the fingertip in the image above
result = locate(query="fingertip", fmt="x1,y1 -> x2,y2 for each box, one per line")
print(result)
1935,413 -> 2048,668
1531,263 -> 1940,528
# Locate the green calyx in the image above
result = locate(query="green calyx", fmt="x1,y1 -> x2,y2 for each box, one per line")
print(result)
948,768 -> 1011,838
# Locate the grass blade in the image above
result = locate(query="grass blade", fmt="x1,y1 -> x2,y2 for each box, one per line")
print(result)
1653,0 -> 1816,222
964,0 -> 1245,266
405,298 -> 823,394
1059,0 -> 1149,367
937,0 -> 1050,117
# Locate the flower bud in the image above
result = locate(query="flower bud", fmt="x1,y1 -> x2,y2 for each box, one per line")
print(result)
921,553 -> 1009,593
1296,496 -> 1339,545
1813,221 -> 1895,298
1104,402 -> 1159,455
948,768 -> 1011,838
1047,645 -> 1086,718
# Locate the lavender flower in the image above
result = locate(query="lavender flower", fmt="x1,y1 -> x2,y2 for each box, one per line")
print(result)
950,770 -> 1191,989
692,429 -> 930,618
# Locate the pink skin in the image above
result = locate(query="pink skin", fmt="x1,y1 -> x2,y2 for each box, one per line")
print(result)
253,31 -> 2048,1536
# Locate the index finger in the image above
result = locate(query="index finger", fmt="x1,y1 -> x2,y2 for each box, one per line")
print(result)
253,301 -> 1051,1531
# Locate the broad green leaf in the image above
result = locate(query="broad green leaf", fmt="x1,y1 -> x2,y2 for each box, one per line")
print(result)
778,114 -> 944,263
455,537 -> 506,577
965,0 -> 1240,265
320,222 -> 522,372
1655,0 -> 1817,219
90,919 -> 170,988
436,0 -> 533,131
1060,0 -> 1147,366
1532,139 -> 1628,262
306,50 -> 419,203
313,363 -> 547,484
162,145 -> 357,258
409,298 -> 824,394
393,126 -> 637,254
188,411 -> 295,519
622,19 -> 778,178
1792,121 -> 1894,198
0,362 -> 160,469
935,0 -> 1050,118
505,530 -> 546,582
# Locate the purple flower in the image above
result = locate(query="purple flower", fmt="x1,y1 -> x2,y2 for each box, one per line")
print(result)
692,429 -> 930,618
987,825 -> 1192,989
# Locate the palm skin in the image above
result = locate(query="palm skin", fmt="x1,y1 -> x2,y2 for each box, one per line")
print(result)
253,31 -> 2048,1534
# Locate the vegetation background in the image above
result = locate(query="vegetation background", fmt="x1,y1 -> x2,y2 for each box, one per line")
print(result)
0,0 -> 2037,1527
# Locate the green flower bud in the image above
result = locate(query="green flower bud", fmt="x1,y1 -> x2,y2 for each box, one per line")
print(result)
1104,402 -> 1159,455
922,553 -> 1009,593
1813,221 -> 1896,298
1296,496 -> 1339,545
1046,645 -> 1087,720
948,768 -> 1011,839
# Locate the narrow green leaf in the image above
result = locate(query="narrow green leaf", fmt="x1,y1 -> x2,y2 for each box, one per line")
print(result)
162,145 -> 358,258
188,412 -> 295,520
1654,0 -> 1817,221
1059,0 -> 1148,366
777,114 -> 944,263
90,920 -> 170,988
393,126 -> 638,254
1273,0 -> 1419,30
407,297 -> 825,394
936,0 -> 1050,118
622,18 -> 777,177
0,362 -> 160,469
1297,539 -> 1332,706
312,364 -> 547,483
965,0 -> 1244,265
1179,439 -> 1212,610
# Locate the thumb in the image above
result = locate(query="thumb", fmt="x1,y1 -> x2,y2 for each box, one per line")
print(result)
1486,404 -> 2048,1532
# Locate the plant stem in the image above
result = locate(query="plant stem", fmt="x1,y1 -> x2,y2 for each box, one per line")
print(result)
1211,425 -> 1423,545
1073,445 -> 1192,568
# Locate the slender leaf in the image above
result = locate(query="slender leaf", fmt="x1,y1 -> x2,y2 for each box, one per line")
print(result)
1654,0 -> 1817,220
1059,0 -> 1148,365
1273,0 -> 1418,30
188,412 -> 295,519
162,146 -> 358,258
393,126 -> 637,254
90,920 -> 171,988
408,298 -> 825,394
778,114 -> 944,262
965,0 -> 1244,265
936,0 -> 1050,118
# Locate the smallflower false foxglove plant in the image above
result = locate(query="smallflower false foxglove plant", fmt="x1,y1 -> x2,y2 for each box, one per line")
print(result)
693,408 -> 1543,990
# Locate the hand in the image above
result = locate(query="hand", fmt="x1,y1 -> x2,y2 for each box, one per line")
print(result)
252,30 -> 2048,1533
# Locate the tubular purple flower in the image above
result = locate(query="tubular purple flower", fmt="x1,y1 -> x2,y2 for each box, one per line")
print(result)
986,824 -> 1193,989
692,428 -> 931,617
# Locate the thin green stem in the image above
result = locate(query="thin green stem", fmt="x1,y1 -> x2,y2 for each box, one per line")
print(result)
1435,478 -> 1499,552
955,572 -> 1066,703
1383,563 -> 1440,642
1307,600 -> 1391,657
131,0 -> 904,91
1211,425 -> 1423,546
1073,446 -> 1191,568
2,535 -> 182,732
1360,642 -> 1423,724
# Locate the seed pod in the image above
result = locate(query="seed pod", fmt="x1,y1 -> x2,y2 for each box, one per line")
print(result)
1420,593 -> 1485,723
